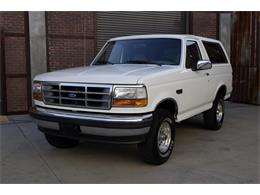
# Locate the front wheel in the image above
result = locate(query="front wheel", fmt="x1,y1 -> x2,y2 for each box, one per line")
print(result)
138,108 -> 175,165
203,96 -> 225,130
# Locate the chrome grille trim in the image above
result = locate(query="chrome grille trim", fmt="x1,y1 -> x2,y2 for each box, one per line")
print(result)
42,82 -> 113,110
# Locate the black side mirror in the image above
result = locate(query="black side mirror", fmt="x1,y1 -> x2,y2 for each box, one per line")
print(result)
192,60 -> 212,71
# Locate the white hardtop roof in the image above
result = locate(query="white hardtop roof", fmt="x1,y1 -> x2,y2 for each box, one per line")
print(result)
109,34 -> 219,43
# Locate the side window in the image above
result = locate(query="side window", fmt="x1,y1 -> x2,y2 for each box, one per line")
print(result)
202,41 -> 228,64
186,41 -> 202,69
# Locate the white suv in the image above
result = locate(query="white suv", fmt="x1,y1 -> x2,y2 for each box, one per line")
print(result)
30,34 -> 232,165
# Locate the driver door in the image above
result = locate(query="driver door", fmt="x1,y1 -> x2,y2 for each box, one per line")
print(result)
179,40 -> 211,114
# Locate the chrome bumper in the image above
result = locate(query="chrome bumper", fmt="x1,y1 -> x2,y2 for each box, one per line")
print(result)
30,107 -> 153,143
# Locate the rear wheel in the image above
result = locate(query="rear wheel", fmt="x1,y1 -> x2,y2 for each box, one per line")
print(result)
138,108 -> 175,165
203,96 -> 225,130
45,134 -> 79,148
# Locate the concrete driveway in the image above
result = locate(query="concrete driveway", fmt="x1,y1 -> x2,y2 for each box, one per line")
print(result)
0,102 -> 259,183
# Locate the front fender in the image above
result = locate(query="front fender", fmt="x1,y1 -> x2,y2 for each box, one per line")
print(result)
147,83 -> 180,113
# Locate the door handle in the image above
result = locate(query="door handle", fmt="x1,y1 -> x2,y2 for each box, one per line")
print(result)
176,89 -> 183,94
205,73 -> 210,76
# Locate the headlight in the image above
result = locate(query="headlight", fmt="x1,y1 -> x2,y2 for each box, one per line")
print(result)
32,81 -> 42,101
112,85 -> 148,107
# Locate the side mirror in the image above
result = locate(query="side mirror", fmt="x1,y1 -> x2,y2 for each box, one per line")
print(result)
192,60 -> 212,71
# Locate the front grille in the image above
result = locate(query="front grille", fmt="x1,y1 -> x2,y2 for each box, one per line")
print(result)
42,83 -> 113,110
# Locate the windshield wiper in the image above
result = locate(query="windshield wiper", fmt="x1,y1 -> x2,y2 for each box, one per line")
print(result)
94,61 -> 114,65
125,60 -> 162,66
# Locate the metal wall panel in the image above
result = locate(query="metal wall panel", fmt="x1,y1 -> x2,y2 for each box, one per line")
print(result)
219,13 -> 231,58
231,12 -> 260,105
96,12 -> 186,50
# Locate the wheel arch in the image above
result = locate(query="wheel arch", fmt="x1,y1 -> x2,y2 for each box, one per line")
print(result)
154,98 -> 178,119
215,84 -> 227,100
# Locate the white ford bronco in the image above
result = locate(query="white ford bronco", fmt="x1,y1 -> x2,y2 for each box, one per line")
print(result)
30,34 -> 232,165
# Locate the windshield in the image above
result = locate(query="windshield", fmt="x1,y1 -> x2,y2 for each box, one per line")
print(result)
93,38 -> 182,66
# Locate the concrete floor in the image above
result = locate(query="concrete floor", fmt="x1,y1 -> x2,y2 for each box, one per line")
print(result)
0,102 -> 259,183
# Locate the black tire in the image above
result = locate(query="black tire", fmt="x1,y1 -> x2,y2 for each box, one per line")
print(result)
45,134 -> 79,148
203,96 -> 225,130
138,108 -> 175,165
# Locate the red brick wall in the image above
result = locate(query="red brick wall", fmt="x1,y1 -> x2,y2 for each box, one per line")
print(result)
6,77 -> 28,112
47,12 -> 95,36
190,12 -> 218,39
0,12 -> 30,114
4,37 -> 27,75
0,12 -> 25,33
46,12 -> 96,71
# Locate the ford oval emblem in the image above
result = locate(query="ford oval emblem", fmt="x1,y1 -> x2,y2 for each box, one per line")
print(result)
68,93 -> 77,98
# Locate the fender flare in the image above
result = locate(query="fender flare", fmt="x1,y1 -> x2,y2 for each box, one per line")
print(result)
154,98 -> 178,119
214,83 -> 227,100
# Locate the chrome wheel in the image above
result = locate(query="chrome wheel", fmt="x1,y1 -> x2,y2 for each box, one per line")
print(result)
157,118 -> 172,154
216,102 -> 223,123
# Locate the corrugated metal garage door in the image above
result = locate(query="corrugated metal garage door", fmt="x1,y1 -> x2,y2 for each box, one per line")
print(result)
96,12 -> 186,50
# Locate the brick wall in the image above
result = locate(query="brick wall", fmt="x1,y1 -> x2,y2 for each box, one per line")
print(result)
0,12 -> 25,33
0,12 -> 30,114
190,12 -> 218,39
5,37 -> 27,75
5,77 -> 28,112
46,12 -> 96,71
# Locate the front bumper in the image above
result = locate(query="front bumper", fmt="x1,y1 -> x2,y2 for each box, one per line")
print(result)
30,106 -> 153,144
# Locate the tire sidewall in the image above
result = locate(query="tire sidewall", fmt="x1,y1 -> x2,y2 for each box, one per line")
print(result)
214,98 -> 225,128
151,109 -> 175,160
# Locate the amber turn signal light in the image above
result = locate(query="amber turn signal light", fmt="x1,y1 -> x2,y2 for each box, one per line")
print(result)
112,99 -> 148,106
33,92 -> 42,101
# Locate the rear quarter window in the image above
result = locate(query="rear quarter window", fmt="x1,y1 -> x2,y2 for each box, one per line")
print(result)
202,41 -> 228,64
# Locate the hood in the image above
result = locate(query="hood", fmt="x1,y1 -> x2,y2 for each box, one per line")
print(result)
35,64 -> 179,84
